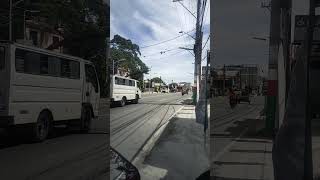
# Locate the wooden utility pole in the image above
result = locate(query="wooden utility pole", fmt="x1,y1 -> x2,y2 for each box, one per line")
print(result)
305,0 -> 316,179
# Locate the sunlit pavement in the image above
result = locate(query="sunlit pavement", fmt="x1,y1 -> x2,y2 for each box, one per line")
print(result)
135,101 -> 210,180
110,92 -> 189,163
210,96 -> 274,179
0,99 -> 108,180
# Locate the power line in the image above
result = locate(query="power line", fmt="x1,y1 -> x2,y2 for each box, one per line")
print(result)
202,34 -> 210,49
200,0 -> 207,30
142,47 -> 181,57
142,50 -> 186,61
140,28 -> 196,49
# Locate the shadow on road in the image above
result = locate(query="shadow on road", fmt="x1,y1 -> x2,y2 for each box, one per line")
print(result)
0,126 -> 104,149
213,118 -> 273,140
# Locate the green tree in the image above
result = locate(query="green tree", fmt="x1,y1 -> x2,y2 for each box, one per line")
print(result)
151,77 -> 165,85
110,34 -> 149,83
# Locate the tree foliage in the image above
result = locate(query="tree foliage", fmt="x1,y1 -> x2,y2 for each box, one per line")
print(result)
110,34 -> 149,83
151,77 -> 165,85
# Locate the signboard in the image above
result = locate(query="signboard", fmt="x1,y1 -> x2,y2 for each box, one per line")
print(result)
294,15 -> 320,43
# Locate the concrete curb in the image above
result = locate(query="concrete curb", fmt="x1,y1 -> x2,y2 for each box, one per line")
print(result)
132,105 -> 185,167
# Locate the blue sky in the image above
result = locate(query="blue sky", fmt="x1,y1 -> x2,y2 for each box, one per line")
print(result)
111,0 -> 210,84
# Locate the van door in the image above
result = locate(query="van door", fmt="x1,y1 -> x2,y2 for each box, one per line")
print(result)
0,45 -> 9,117
83,64 -> 100,117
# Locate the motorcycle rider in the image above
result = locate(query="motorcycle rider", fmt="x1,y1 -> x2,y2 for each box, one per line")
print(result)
228,87 -> 236,107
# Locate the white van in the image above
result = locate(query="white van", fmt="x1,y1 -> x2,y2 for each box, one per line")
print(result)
110,75 -> 141,107
0,42 -> 100,141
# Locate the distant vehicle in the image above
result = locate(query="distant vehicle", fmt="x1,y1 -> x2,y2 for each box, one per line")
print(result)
238,90 -> 251,104
111,75 -> 141,107
161,85 -> 169,93
0,42 -> 100,141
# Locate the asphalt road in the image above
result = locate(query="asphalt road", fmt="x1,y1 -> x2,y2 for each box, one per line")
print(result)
0,99 -> 109,180
210,96 -> 264,176
110,92 -> 190,162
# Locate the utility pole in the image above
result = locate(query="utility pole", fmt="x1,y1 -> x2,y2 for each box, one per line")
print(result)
9,0 -> 12,41
305,0 -> 316,179
266,0 -> 280,136
195,0 -> 203,103
174,0 -> 203,104
204,50 -> 210,132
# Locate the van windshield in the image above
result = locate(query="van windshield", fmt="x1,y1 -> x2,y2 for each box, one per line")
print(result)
0,46 -> 4,70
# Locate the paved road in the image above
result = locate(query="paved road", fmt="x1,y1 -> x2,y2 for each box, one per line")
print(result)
110,92 -> 190,162
0,99 -> 108,180
210,96 -> 265,178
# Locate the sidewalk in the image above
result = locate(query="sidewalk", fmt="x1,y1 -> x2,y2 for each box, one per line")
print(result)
134,100 -> 210,180
212,116 -> 274,180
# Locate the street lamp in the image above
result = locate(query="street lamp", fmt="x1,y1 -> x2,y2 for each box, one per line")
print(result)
112,59 -> 126,75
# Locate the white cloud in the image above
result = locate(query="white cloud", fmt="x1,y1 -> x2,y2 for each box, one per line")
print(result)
111,0 -> 210,84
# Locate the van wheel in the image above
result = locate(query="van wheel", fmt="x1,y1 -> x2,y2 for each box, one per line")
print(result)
133,95 -> 139,104
120,97 -> 126,107
31,111 -> 50,142
80,107 -> 92,133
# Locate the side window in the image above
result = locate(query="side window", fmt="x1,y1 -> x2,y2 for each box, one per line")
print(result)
129,80 -> 132,86
115,77 -> 119,85
48,56 -> 61,76
40,54 -> 48,75
69,60 -> 80,79
122,78 -> 126,85
85,64 -> 99,93
133,81 -> 136,87
15,49 -> 25,73
0,46 -> 5,70
61,58 -> 71,78
25,51 -> 40,74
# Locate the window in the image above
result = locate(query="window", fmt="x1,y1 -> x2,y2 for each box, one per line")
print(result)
115,77 -> 119,85
0,47 -> 4,70
129,80 -> 133,86
69,61 -> 80,79
15,49 -> 41,74
40,54 -> 48,74
25,51 -> 40,74
61,58 -> 71,78
48,56 -> 61,76
122,79 -> 126,85
15,49 -> 79,79
85,64 -> 99,93
132,81 -> 136,87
